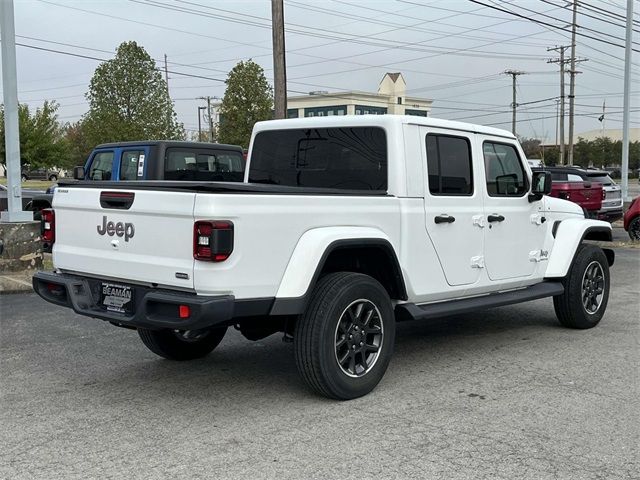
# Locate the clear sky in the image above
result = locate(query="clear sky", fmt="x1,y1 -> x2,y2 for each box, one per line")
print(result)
6,0 -> 639,142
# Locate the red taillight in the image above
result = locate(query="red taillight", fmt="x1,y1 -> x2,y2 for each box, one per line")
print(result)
41,208 -> 55,244
193,220 -> 233,262
559,191 -> 571,200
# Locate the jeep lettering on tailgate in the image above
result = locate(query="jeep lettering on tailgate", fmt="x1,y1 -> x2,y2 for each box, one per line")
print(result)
97,216 -> 135,241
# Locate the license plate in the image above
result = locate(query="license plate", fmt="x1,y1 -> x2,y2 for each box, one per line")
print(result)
101,282 -> 134,314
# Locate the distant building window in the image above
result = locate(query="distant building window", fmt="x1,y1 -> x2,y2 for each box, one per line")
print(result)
405,108 -> 428,117
398,97 -> 403,105
304,105 -> 347,117
287,109 -> 299,118
355,105 -> 387,115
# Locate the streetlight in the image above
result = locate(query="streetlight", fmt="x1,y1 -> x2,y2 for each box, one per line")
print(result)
197,106 -> 206,142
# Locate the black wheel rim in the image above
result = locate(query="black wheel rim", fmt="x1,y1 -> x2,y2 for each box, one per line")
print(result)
334,299 -> 383,378
630,220 -> 640,240
581,261 -> 605,314
173,329 -> 209,342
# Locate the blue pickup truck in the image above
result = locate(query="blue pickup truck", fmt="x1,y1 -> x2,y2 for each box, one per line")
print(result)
76,140 -> 245,182
30,140 -> 244,213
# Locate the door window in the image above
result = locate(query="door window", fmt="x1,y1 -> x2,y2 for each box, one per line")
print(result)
425,134 -> 473,195
483,142 -> 527,196
88,151 -> 114,180
120,150 -> 144,180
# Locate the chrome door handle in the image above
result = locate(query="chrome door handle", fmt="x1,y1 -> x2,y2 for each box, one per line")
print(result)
434,214 -> 456,224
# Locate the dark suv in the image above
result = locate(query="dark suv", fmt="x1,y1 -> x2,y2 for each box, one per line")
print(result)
21,168 -> 59,182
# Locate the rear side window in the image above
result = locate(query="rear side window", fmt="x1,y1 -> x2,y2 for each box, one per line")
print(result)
567,173 -> 584,182
249,127 -> 387,191
88,151 -> 114,180
120,150 -> 144,180
425,134 -> 473,195
164,149 -> 244,182
483,142 -> 527,196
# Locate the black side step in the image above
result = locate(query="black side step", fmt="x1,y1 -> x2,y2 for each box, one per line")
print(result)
395,281 -> 564,321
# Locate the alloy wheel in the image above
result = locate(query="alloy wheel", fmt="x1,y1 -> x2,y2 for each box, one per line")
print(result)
334,299 -> 384,378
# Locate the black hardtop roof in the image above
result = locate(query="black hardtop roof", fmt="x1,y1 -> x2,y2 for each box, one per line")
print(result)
533,166 -> 608,175
94,140 -> 242,151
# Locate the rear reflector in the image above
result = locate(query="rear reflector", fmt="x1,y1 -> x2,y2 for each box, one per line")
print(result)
193,220 -> 234,262
41,208 -> 55,244
179,305 -> 191,319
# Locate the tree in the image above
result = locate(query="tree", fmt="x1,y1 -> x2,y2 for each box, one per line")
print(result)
217,60 -> 273,148
64,120 -> 94,168
83,41 -> 183,145
519,137 -> 542,158
0,101 -> 70,169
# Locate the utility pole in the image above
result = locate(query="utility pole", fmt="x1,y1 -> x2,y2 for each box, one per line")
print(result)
164,54 -> 169,94
548,46 -> 569,165
197,96 -> 214,142
271,0 -> 287,119
567,0 -> 578,165
504,70 -> 525,136
164,54 -> 171,134
555,99 -> 560,149
621,0 -> 634,201
207,96 -> 213,142
0,0 -> 32,222
197,106 -> 206,142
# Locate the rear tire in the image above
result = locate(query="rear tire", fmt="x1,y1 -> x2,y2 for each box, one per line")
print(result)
553,244 -> 610,329
294,272 -> 395,400
138,327 -> 227,360
628,217 -> 640,241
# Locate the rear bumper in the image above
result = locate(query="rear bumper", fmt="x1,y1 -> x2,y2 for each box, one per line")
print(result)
32,271 -> 245,330
597,209 -> 624,222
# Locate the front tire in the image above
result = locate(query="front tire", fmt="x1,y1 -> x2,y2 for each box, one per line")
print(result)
628,217 -> 640,241
294,272 -> 395,400
138,327 -> 227,360
553,244 -> 610,329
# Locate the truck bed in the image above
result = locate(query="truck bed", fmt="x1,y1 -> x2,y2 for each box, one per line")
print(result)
57,180 -> 388,196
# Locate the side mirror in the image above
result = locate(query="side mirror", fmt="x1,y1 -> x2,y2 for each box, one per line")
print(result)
529,171 -> 552,202
73,166 -> 85,180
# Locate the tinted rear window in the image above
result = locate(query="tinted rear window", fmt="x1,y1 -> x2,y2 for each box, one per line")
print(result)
248,127 -> 387,191
585,174 -> 613,185
164,148 -> 244,182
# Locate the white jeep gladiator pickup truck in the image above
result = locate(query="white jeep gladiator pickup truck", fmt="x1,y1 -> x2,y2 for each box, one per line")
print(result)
34,115 -> 614,400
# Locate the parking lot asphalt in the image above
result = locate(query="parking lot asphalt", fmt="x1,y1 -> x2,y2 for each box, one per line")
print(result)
1,248 -> 638,480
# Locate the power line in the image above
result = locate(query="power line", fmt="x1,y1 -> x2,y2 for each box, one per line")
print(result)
14,42 -> 227,83
467,0 -> 640,52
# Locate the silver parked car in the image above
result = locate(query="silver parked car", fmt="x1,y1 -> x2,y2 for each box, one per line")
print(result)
583,170 -> 623,222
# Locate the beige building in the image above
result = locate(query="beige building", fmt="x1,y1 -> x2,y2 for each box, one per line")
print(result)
286,72 -> 432,118
574,128 -> 640,143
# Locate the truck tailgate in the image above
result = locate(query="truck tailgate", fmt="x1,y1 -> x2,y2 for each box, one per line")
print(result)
53,187 -> 196,289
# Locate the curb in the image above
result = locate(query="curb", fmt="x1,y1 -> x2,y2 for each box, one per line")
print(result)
0,273 -> 35,295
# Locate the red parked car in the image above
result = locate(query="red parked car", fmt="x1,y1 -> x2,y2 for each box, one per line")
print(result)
623,196 -> 640,240
534,167 -> 604,218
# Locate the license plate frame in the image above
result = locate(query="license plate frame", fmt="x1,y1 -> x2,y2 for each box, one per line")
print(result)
100,282 -> 134,314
